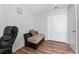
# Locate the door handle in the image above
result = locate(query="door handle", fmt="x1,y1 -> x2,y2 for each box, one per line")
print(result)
72,30 -> 76,32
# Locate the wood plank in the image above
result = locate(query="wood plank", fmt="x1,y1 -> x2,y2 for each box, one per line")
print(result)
15,40 -> 75,54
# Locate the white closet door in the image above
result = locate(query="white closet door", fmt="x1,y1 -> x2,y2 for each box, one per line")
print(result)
48,14 -> 67,43
67,5 -> 77,53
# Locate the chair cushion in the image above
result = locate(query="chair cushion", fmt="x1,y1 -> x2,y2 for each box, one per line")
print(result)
28,34 -> 44,44
29,30 -> 37,36
0,35 -> 12,47
4,26 -> 13,35
24,33 -> 32,38
2,35 -> 12,42
1,41 -> 10,48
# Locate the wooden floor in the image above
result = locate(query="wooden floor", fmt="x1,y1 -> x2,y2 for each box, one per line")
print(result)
15,40 -> 75,54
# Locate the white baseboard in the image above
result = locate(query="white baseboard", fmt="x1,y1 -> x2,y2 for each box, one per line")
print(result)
12,44 -> 24,53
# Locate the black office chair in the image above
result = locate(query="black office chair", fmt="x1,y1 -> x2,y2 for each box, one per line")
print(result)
0,26 -> 18,54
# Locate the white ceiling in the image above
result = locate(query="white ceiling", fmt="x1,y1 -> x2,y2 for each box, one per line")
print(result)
24,4 -> 69,13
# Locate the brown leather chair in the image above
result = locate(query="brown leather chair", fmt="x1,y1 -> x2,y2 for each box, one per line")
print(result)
24,30 -> 45,49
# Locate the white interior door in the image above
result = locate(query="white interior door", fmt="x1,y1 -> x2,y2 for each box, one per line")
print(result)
67,5 -> 77,52
77,4 -> 79,53
48,14 -> 67,43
